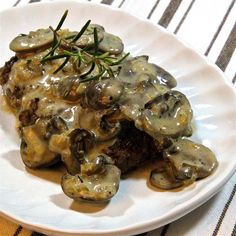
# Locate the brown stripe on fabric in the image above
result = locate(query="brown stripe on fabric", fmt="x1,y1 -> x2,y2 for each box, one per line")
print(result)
212,184 -> 236,236
135,233 -> 148,236
147,0 -> 161,19
118,0 -> 126,8
231,222 -> 236,236
101,0 -> 114,5
215,22 -> 236,71
13,226 -> 22,236
174,0 -> 196,34
232,73 -> 236,84
160,224 -> 170,236
28,0 -> 41,3
31,232 -> 46,236
13,0 -> 21,6
158,0 -> 183,28
205,0 -> 236,56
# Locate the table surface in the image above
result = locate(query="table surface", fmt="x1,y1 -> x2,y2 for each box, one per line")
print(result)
0,0 -> 235,236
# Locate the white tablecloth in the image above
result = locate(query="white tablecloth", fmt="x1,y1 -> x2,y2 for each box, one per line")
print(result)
0,0 -> 235,236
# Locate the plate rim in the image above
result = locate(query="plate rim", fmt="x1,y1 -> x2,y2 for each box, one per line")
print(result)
0,1 -> 236,235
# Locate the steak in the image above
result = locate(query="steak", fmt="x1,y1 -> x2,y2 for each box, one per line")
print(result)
104,121 -> 161,173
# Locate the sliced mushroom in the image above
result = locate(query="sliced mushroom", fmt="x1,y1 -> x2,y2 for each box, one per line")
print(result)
76,106 -> 121,141
150,165 -> 183,190
118,56 -> 176,88
49,128 -> 96,175
84,79 -> 124,110
10,28 -> 53,52
98,32 -> 124,55
164,139 -> 218,179
118,56 -> 156,83
69,128 -> 95,163
49,132 -> 80,175
44,116 -> 68,139
20,119 -> 59,168
98,112 -> 121,141
137,91 -> 192,141
155,65 -> 177,88
57,75 -> 81,102
75,24 -> 104,48
119,79 -> 169,122
61,154 -> 121,201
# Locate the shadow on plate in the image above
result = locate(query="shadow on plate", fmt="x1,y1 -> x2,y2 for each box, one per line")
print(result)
26,163 -> 65,184
122,159 -> 160,180
50,191 -> 134,216
2,150 -> 25,171
2,149 -> 65,184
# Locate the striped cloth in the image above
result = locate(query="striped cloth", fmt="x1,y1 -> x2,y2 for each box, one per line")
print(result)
0,0 -> 235,236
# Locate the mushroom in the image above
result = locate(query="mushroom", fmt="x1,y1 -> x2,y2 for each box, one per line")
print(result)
164,139 -> 218,180
84,79 -> 124,110
118,56 -> 176,88
118,56 -> 157,83
57,75 -> 81,102
75,24 -> 104,48
155,65 -> 177,88
20,118 -> 60,168
98,32 -> 124,55
49,129 -> 96,175
136,91 -> 192,142
44,116 -> 68,139
61,154 -> 121,201
118,78 -> 169,122
69,128 -> 95,164
150,164 -> 183,190
10,28 -> 53,52
76,106 -> 121,141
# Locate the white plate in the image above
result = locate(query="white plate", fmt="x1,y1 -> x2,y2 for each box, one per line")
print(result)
0,1 -> 236,235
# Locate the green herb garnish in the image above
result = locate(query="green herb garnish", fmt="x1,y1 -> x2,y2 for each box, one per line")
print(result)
55,10 -> 68,31
41,10 -> 130,83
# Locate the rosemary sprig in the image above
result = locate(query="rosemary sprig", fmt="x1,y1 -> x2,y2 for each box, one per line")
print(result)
40,10 -> 130,83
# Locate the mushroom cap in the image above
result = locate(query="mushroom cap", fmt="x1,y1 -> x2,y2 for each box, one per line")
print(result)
138,91 -> 193,139
84,79 -> 124,110
20,119 -> 60,168
61,155 -> 121,201
98,32 -> 124,55
10,28 -> 53,52
164,139 -> 218,179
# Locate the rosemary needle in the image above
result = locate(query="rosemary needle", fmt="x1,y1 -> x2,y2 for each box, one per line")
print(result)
55,10 -> 68,31
53,56 -> 70,74
71,20 -> 91,43
93,27 -> 99,56
41,54 -> 68,63
79,69 -> 106,83
42,39 -> 61,59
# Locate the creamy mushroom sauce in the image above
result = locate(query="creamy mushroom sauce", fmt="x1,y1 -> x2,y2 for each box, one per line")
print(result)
0,16 -> 218,202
